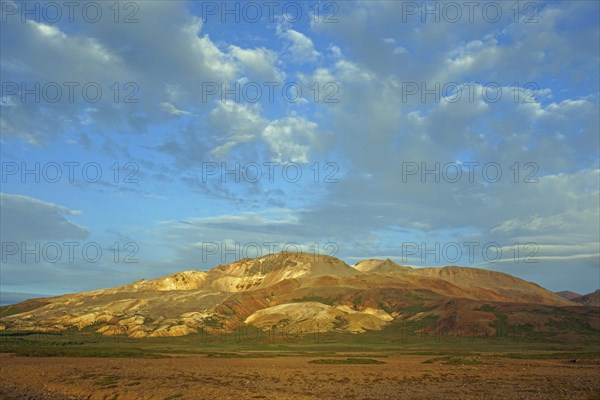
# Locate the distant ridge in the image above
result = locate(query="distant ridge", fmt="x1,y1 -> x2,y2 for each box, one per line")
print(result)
0,252 -> 595,340
555,290 -> 583,301
572,290 -> 600,307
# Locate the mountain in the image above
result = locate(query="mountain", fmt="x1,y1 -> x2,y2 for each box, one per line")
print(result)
357,259 -> 574,306
555,290 -> 582,300
0,252 -> 596,340
0,291 -> 51,307
572,290 -> 600,307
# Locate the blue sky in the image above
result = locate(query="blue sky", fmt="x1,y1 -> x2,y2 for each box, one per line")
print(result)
0,0 -> 599,303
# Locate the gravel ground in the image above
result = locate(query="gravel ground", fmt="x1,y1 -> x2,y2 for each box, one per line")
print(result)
1,353 -> 599,400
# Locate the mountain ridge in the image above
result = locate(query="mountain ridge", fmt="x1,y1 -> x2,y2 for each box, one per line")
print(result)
1,252 -> 596,339
572,289 -> 600,307
555,290 -> 583,300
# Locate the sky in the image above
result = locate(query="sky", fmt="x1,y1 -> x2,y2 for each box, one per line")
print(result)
0,0 -> 599,304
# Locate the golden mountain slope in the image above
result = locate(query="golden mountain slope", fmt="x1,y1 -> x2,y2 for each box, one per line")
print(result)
0,252 -> 593,339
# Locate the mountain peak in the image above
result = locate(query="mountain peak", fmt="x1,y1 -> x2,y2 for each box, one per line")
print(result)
354,258 -> 411,273
257,251 -> 343,263
131,270 -> 207,291
213,251 -> 347,275
206,251 -> 358,293
555,290 -> 582,300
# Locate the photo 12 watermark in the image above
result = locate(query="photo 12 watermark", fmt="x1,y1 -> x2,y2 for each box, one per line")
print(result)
1,1 -> 140,24
398,1 -> 540,24
400,82 -> 539,104
200,81 -> 340,104
1,161 -> 139,184
400,161 -> 539,184
400,241 -> 539,264
199,241 -> 340,263
1,81 -> 139,104
1,241 -> 140,264
200,161 -> 339,184
200,1 -> 339,24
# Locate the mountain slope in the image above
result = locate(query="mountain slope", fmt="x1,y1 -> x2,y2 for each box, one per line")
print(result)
354,259 -> 575,306
0,252 -> 595,340
573,290 -> 600,307
555,290 -> 582,300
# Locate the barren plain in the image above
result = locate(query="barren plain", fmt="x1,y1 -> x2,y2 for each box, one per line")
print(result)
1,352 -> 599,400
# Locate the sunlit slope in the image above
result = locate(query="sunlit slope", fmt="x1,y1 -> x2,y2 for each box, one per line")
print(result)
1,252 -> 595,340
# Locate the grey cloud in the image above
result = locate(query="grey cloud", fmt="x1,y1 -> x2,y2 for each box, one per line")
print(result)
0,193 -> 89,242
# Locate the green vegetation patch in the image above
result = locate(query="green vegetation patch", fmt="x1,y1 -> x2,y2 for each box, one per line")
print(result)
204,351 -> 282,358
423,356 -> 483,365
398,303 -> 437,314
1,344 -> 167,358
291,296 -> 338,306
500,351 -> 600,360
308,358 -> 386,365
476,304 -> 496,312
546,316 -> 598,335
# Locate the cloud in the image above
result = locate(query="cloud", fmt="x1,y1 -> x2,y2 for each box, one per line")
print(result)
278,28 -> 320,63
0,1 -> 238,144
151,209 -> 309,268
0,193 -> 89,242
262,116 -> 319,163
1,0 -> 598,295
160,102 -> 191,116
229,45 -> 284,81
207,100 -> 267,160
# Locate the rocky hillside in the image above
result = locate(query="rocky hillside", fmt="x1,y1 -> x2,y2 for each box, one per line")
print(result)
573,290 -> 600,307
0,252 -> 597,340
